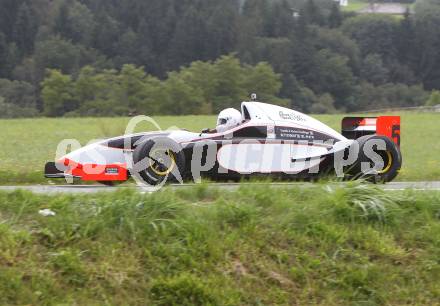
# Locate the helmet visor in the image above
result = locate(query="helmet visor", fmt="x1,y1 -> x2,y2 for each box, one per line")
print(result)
218,118 -> 227,125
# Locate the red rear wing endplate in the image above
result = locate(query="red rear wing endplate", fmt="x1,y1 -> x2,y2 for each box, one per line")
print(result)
376,116 -> 400,147
342,116 -> 400,147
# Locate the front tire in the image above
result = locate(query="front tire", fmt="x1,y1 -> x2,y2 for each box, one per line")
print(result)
132,137 -> 185,186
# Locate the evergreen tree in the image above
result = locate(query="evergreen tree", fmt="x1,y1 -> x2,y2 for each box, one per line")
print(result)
114,29 -> 139,68
301,0 -> 324,26
136,18 -> 156,74
360,53 -> 389,85
93,12 -> 121,57
206,2 -> 239,59
65,1 -> 96,44
169,5 -> 207,69
412,5 -> 440,88
0,32 -> 8,78
342,15 -> 398,60
396,9 -> 416,65
154,0 -> 177,56
0,0 -> 22,40
267,0 -> 294,37
241,0 -> 269,36
55,0 -> 69,33
328,2 -> 342,29
12,3 -> 37,55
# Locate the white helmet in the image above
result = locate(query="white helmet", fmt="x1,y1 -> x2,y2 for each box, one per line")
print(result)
216,108 -> 242,133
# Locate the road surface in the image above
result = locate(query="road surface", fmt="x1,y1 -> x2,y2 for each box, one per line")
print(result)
0,182 -> 439,194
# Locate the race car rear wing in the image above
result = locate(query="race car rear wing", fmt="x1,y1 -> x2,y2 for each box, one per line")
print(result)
341,116 -> 400,147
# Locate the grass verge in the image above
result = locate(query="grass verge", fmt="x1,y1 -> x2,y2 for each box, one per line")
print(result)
0,183 -> 439,305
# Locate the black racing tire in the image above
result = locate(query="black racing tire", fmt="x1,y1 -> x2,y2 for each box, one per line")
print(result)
132,137 -> 185,186
347,134 -> 402,183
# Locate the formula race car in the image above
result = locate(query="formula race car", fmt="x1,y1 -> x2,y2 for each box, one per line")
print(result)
45,98 -> 401,186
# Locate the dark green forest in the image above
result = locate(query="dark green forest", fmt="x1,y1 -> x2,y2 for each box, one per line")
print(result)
0,0 -> 439,117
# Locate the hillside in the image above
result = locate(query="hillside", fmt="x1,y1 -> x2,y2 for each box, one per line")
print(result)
0,0 -> 439,117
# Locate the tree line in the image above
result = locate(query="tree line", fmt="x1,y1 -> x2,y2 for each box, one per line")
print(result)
41,56 -> 287,116
0,0 -> 439,117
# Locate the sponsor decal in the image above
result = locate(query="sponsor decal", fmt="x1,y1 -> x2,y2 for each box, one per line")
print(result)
274,127 -> 336,142
105,167 -> 119,175
276,127 -> 315,140
279,111 -> 306,122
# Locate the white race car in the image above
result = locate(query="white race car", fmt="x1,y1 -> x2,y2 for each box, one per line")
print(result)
45,99 -> 401,185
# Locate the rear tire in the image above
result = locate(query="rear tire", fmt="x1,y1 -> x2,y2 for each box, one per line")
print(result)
347,134 -> 402,183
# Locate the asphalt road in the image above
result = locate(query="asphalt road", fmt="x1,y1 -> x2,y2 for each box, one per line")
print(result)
0,181 -> 439,194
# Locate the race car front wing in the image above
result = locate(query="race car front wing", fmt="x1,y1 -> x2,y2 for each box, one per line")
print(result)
44,161 -> 128,181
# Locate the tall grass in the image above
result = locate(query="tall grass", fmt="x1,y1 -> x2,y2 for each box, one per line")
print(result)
0,183 -> 439,305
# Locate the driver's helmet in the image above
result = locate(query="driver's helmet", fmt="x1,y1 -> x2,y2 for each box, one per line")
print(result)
216,108 -> 242,133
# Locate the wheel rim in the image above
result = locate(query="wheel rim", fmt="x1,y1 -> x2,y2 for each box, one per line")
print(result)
148,149 -> 176,176
377,150 -> 393,174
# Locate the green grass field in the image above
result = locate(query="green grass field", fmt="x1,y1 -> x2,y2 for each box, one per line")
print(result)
341,0 -> 409,14
342,0 -> 369,12
0,112 -> 439,184
0,184 -> 439,305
